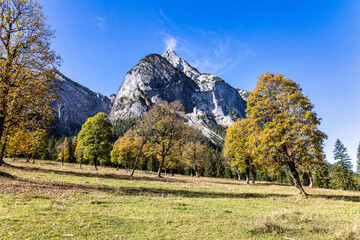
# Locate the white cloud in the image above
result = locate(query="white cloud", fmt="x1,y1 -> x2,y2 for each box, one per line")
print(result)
94,16 -> 106,30
159,9 -> 169,22
164,37 -> 177,51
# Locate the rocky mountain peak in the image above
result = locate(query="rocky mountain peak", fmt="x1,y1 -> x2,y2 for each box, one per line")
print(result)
110,50 -> 247,130
161,49 -> 201,80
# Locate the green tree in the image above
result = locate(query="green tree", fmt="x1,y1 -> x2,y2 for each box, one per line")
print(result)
204,150 -> 217,177
313,163 -> 331,188
77,113 -> 112,170
332,139 -> 357,190
246,72 -> 327,196
0,0 -> 60,165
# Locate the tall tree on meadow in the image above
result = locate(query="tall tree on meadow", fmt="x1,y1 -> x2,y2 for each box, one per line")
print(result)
138,101 -> 186,178
57,137 -> 69,166
111,130 -> 142,172
0,0 -> 60,165
74,140 -> 85,169
224,118 -> 255,184
77,113 -> 112,170
182,127 -> 207,177
332,139 -> 357,190
246,72 -> 327,196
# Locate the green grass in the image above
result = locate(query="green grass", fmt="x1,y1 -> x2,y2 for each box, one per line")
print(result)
1,159 -> 360,239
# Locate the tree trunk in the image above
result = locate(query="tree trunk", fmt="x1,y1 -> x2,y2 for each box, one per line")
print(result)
245,167 -> 250,184
0,115 -> 7,166
171,169 -> 174,176
130,142 -> 145,177
0,135 -> 7,166
93,158 -> 98,170
79,159 -> 82,169
116,164 -> 119,170
308,171 -> 313,188
236,170 -> 241,180
190,168 -> 193,177
62,156 -> 64,166
157,156 -> 165,178
32,156 -> 35,164
287,162 -> 308,197
0,155 -> 5,166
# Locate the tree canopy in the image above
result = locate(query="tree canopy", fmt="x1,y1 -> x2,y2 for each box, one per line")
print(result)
224,118 -> 255,184
246,72 -> 327,196
0,0 -> 60,164
77,112 -> 112,170
136,101 -> 186,177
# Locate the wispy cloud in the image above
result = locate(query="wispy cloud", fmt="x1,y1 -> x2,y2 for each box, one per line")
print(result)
174,36 -> 253,75
164,36 -> 177,51
159,9 -> 169,22
94,16 -> 106,30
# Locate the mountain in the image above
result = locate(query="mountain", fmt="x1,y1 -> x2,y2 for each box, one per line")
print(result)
51,72 -> 111,136
52,50 -> 248,141
109,49 -> 247,142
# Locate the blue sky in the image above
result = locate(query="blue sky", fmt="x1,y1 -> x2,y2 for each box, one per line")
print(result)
41,0 -> 360,168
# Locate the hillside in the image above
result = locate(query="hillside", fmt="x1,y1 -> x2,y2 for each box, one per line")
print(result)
1,159 -> 359,239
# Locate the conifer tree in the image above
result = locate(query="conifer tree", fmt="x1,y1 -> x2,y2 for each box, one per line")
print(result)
332,139 -> 357,190
204,151 -> 217,177
313,163 -> 331,188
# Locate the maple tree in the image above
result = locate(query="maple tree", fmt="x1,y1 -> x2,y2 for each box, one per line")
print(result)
182,126 -> 207,177
0,0 -> 60,165
111,129 -> 142,172
136,101 -> 186,177
224,118 -> 255,184
77,112 -> 112,170
246,72 -> 327,196
57,137 -> 69,166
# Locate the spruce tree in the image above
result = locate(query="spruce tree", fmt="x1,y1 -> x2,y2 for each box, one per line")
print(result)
204,152 -> 216,177
313,163 -> 331,188
332,139 -> 357,190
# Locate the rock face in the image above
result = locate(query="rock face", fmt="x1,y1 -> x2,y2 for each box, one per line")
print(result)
110,50 -> 246,126
52,50 -> 248,141
52,72 -> 111,136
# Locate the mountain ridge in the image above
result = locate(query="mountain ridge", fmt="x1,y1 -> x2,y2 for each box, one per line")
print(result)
52,50 -> 249,141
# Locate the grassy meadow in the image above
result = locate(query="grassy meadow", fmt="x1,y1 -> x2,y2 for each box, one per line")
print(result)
0,159 -> 359,239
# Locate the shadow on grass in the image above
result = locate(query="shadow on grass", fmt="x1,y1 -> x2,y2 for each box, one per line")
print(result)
3,162 -> 360,202
4,162 -> 189,184
116,186 -> 292,199
309,194 -> 360,203
1,172 -> 292,199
